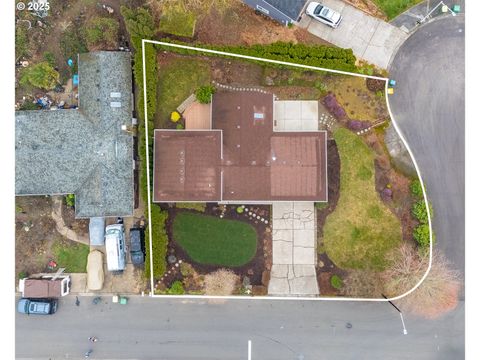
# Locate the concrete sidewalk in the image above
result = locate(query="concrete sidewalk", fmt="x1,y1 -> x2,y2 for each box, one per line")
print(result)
298,0 -> 408,69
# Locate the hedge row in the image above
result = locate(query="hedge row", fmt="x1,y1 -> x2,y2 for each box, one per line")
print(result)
409,179 -> 435,248
122,6 -> 168,280
155,40 -> 357,72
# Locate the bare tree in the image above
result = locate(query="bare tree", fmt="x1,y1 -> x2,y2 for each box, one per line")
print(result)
383,244 -> 461,319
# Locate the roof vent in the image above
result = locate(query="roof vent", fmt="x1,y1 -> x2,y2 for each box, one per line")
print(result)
110,102 -> 121,108
110,92 -> 121,98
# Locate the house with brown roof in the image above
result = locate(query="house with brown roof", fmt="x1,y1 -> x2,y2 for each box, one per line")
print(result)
153,91 -> 327,203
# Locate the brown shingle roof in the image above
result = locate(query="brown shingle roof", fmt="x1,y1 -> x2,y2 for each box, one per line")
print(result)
153,130 -> 222,202
153,91 -> 327,202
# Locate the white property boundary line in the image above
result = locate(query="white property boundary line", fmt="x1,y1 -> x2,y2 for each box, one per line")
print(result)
142,39 -> 433,302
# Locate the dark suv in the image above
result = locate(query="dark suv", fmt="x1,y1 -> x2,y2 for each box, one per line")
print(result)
17,298 -> 58,315
129,228 -> 145,265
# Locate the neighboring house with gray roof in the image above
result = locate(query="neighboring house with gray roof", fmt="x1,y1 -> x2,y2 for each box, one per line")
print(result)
15,51 -> 134,218
243,0 -> 308,25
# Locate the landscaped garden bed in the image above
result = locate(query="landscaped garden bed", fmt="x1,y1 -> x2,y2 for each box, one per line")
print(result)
155,204 -> 272,295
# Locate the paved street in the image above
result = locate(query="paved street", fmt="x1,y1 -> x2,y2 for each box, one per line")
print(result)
298,0 -> 407,68
389,15 -> 465,276
16,296 -> 464,359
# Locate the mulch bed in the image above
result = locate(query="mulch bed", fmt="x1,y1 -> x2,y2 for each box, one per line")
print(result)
163,204 -> 272,287
316,139 -> 341,240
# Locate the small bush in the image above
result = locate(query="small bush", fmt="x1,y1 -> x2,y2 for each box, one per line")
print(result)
330,274 -> 343,289
236,206 -> 244,214
43,52 -> 56,67
176,123 -> 184,130
180,263 -> 195,277
20,62 -> 59,90
65,194 -> 75,208
412,200 -> 433,224
18,271 -> 28,280
204,269 -> 239,296
413,224 -> 435,248
323,93 -> 346,119
170,111 -> 181,122
166,280 -> 185,295
314,80 -> 327,93
85,16 -> 119,49
410,179 -> 423,197
195,85 -> 216,104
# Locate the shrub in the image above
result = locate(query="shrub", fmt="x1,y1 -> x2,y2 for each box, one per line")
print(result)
85,17 -> 119,49
323,93 -> 346,119
195,85 -> 216,104
411,200 -> 432,224
410,179 -> 423,197
330,274 -> 343,289
204,269 -> 239,295
15,24 -> 29,59
120,6 -> 155,50
43,52 -> 56,67
145,204 -> 168,279
19,101 -> 39,110
236,206 -> 244,214
176,123 -> 184,130
20,62 -> 59,90
180,263 -> 195,277
155,40 -> 358,72
166,280 -> 185,295
170,111 -> 181,122
65,194 -> 75,208
18,271 -> 28,280
413,224 -> 435,248
314,80 -> 327,93
347,120 -> 371,131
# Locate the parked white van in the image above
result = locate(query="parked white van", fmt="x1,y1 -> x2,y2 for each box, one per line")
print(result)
105,224 -> 126,272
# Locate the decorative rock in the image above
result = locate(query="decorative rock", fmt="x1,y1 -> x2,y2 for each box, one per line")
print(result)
167,255 -> 177,264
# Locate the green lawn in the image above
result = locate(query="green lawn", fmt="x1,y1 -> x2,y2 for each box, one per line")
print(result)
373,0 -> 423,19
159,7 -> 196,38
173,212 -> 257,267
156,57 -> 211,128
322,128 -> 402,270
52,240 -> 89,273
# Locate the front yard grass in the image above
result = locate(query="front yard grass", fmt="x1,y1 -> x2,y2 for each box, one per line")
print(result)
156,57 -> 211,128
52,240 -> 89,273
173,212 -> 257,267
373,0 -> 423,19
322,128 -> 402,270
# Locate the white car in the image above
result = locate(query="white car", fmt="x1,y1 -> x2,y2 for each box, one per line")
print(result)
306,2 -> 343,28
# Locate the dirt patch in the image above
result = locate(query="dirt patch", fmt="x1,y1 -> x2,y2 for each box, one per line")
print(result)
195,3 -> 331,46
15,196 -> 89,282
62,202 -> 89,234
343,0 -> 387,20
162,204 -> 271,288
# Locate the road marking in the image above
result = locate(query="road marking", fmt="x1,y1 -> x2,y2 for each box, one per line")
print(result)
248,340 -> 252,360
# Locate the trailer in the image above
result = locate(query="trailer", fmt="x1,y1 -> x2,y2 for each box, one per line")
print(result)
19,274 -> 71,298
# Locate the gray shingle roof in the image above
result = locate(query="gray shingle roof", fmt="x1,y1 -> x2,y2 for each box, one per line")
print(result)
15,51 -> 134,218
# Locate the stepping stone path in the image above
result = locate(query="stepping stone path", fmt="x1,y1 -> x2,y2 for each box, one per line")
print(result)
318,112 -> 336,131
212,81 -> 271,95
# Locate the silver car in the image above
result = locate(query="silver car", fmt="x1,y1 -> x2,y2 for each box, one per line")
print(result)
306,2 -> 343,28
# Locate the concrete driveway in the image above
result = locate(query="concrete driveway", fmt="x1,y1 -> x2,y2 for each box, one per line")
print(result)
298,0 -> 408,69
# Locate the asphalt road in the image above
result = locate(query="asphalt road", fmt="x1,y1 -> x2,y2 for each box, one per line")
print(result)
16,296 -> 464,360
389,15 -> 465,275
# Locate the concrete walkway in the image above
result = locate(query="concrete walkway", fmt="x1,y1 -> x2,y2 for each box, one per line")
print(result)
268,203 -> 319,296
298,0 -> 408,69
51,196 -> 89,245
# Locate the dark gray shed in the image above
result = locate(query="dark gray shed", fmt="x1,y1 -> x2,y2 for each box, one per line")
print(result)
243,0 -> 308,25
